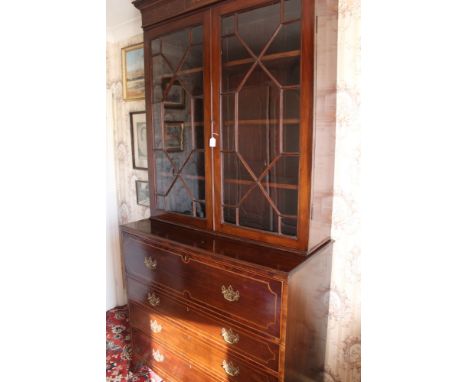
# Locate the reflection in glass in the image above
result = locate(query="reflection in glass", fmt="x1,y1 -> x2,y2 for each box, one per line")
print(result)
220,0 -> 301,237
151,24 -> 206,219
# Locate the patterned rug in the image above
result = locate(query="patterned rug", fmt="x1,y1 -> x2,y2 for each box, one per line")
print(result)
106,305 -> 163,382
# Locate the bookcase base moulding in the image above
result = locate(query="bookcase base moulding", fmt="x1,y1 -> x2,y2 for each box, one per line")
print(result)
121,0 -> 338,380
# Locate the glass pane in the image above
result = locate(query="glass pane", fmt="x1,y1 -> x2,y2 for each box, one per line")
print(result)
284,89 -> 300,120
239,186 -> 278,232
151,38 -> 161,55
222,35 -> 251,63
237,2 -> 280,55
221,93 -> 235,151
265,21 -> 301,55
238,67 -> 281,177
223,180 -> 251,206
152,24 -> 206,219
281,217 -> 297,236
268,156 -> 299,185
191,25 -> 203,45
220,3 -> 302,236
195,202 -> 206,218
283,0 -> 301,22
154,150 -> 174,195
283,124 -> 300,153
222,15 -> 235,36
223,206 -> 236,224
165,177 -> 192,215
222,62 -> 251,92
222,152 -> 252,182
182,176 -> 206,202
263,55 -> 300,86
161,29 -> 189,70
272,188 -> 298,215
180,44 -> 203,71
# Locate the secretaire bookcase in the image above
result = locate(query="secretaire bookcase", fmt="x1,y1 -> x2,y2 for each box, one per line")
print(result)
120,0 -> 338,380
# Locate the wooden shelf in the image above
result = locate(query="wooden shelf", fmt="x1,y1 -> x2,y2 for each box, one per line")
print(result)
155,172 -> 297,190
154,50 -> 300,81
222,119 -> 299,126
223,50 -> 300,69
158,173 -> 206,181
224,177 -> 298,190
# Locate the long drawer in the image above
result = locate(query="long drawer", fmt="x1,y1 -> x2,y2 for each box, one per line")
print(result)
132,328 -> 278,382
129,299 -> 280,372
127,278 -> 280,371
123,233 -> 283,337
132,329 -> 217,382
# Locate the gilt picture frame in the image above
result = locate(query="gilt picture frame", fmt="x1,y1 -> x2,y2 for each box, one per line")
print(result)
122,43 -> 145,101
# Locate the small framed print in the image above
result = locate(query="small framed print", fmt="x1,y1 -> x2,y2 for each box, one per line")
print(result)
135,180 -> 150,207
130,111 -> 148,170
162,78 -> 185,109
122,43 -> 145,101
164,121 -> 184,152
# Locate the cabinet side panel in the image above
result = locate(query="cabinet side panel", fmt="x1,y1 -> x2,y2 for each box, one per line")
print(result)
309,1 -> 338,252
284,242 -> 333,381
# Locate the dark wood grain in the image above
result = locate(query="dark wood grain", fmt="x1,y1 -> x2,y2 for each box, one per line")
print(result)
121,219 -> 316,270
130,304 -> 279,380
132,329 -> 219,382
129,300 -> 281,371
284,242 -> 333,381
123,232 -> 283,337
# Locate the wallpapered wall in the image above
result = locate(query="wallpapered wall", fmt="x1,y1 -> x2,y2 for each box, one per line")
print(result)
106,0 -> 360,380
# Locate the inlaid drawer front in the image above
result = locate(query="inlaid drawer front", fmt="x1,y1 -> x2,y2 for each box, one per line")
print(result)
132,327 -> 278,382
132,329 -> 217,382
123,234 -> 283,337
128,298 -> 280,371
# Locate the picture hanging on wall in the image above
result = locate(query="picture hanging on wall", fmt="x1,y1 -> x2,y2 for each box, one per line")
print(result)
135,180 -> 150,207
122,43 -> 145,100
130,111 -> 148,170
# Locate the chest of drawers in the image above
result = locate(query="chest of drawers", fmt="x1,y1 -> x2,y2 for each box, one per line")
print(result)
120,219 -> 332,381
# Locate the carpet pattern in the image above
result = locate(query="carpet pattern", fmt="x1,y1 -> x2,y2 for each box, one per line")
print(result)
106,305 -> 162,382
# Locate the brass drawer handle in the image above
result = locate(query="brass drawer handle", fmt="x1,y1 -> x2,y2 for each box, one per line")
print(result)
147,292 -> 160,307
150,319 -> 162,334
222,360 -> 240,376
144,256 -> 157,270
221,328 -> 239,345
221,285 -> 240,302
153,349 -> 164,363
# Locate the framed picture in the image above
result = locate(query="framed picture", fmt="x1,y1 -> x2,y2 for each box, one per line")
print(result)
130,111 -> 148,170
164,122 -> 185,152
135,180 -> 150,207
122,43 -> 145,101
162,78 -> 185,109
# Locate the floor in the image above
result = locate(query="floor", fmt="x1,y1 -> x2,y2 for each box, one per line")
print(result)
106,305 -> 163,382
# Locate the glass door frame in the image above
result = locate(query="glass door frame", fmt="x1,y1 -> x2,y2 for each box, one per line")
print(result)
144,10 -> 214,230
211,0 -> 314,250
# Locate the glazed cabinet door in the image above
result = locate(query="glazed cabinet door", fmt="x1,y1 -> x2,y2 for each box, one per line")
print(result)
212,0 -> 312,249
145,11 -> 213,230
